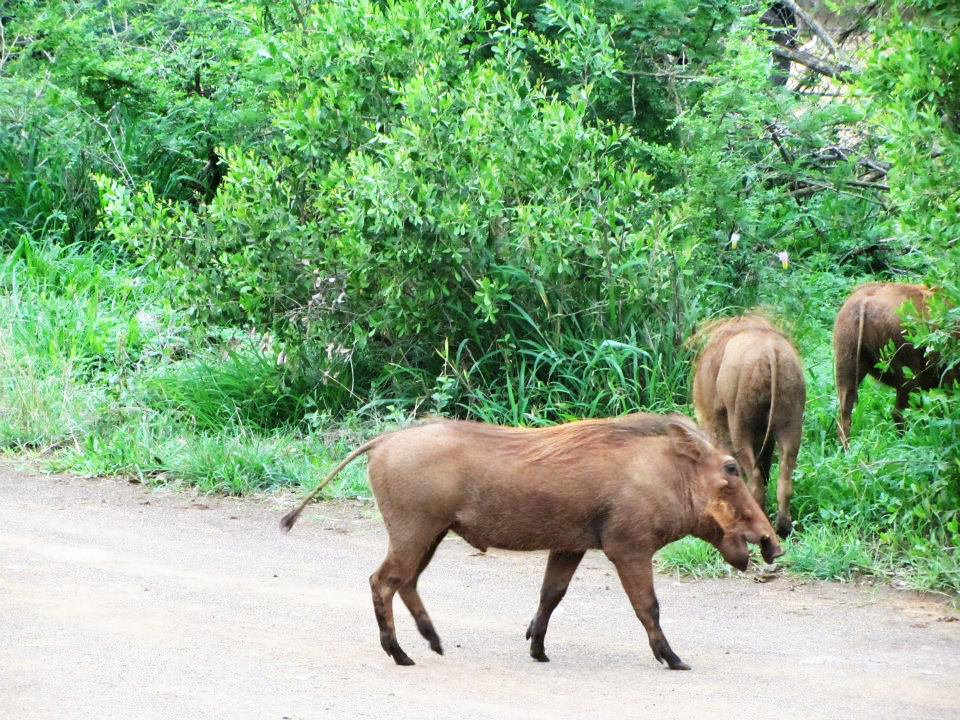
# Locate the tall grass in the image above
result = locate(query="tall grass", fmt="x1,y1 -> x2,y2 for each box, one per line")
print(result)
0,85 -> 102,248
444,296 -> 693,425
139,348 -> 312,433
0,240 -> 375,498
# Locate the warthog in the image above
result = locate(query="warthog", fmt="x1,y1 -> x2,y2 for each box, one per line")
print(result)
692,314 -> 806,539
281,414 -> 782,669
834,282 -> 959,449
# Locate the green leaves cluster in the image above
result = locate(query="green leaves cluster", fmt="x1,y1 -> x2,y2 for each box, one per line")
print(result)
93,0 -> 708,413
1,0 -> 267,247
860,1 -> 960,253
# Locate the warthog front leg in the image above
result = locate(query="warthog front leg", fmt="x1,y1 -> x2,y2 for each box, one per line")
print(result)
774,427 -> 800,539
605,547 -> 690,671
525,549 -> 585,662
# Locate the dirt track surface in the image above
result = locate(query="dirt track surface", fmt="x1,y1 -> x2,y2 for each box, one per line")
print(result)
2,462 -> 959,720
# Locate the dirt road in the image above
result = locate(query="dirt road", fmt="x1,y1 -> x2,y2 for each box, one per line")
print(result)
1,462 -> 958,719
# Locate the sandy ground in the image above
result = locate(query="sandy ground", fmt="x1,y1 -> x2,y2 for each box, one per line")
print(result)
1,461 -> 959,720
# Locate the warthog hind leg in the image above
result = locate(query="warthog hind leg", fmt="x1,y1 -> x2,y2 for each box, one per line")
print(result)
398,531 -> 447,656
774,426 -> 800,538
370,526 -> 449,666
370,564 -> 415,666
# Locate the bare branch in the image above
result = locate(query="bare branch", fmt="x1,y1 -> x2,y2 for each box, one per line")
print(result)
766,123 -> 794,165
0,21 -> 7,72
0,19 -> 23,73
779,0 -> 840,58
789,181 -> 889,207
838,1 -> 881,46
846,180 -> 889,192
771,45 -> 854,81
787,176 -> 889,205
857,157 -> 890,174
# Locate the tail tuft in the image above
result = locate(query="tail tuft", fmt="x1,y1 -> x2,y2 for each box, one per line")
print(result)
279,510 -> 299,533
278,435 -> 381,534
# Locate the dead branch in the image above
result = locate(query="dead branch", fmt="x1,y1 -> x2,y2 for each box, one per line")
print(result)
787,177 -> 889,204
858,157 -> 891,174
772,45 -> 854,80
846,180 -> 889,192
779,0 -> 840,58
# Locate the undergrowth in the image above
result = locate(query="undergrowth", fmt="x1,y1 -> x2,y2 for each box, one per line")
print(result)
2,0 -> 958,597
2,242 -> 957,595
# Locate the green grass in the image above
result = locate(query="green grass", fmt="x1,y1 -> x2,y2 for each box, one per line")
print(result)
0,239 -> 380,497
43,410 -> 375,498
781,524 -> 876,582
655,537 -> 732,579
138,346 -> 311,433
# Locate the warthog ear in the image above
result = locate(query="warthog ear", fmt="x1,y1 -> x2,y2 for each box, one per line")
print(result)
666,421 -> 706,463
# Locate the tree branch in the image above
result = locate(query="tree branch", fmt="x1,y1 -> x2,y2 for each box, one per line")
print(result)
771,45 -> 854,81
838,1 -> 881,45
779,0 -> 840,58
846,180 -> 889,192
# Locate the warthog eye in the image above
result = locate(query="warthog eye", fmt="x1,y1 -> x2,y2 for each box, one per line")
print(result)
723,461 -> 739,477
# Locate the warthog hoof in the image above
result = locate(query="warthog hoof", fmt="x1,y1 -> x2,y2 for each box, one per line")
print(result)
776,514 -> 793,539
525,622 -> 550,661
654,644 -> 691,671
392,650 -> 415,666
384,637 -> 415,666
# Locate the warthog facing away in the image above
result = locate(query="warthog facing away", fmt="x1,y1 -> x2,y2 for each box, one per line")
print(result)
692,314 -> 806,539
834,283 -> 959,449
281,414 -> 782,669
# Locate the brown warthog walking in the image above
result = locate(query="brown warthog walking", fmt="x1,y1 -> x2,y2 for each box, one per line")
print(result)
834,282 -> 959,449
280,414 -> 782,669
691,314 -> 806,539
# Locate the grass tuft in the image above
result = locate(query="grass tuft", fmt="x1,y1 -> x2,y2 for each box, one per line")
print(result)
655,537 -> 732,580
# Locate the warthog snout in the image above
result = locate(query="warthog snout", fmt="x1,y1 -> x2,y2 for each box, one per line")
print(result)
761,534 -> 784,564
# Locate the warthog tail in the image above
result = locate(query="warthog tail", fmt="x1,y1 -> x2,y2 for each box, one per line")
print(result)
279,437 -> 383,533
855,299 -> 866,381
757,349 -> 777,462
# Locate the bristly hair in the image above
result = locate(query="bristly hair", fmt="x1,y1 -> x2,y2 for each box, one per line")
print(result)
689,309 -> 799,359
445,413 -> 694,465
689,309 -> 786,347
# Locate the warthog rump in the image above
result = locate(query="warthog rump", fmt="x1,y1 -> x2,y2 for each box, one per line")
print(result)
691,314 -> 806,539
280,413 -> 782,669
834,282 -> 959,449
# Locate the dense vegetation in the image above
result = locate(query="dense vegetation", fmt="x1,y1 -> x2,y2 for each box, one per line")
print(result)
1,0 -> 958,593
